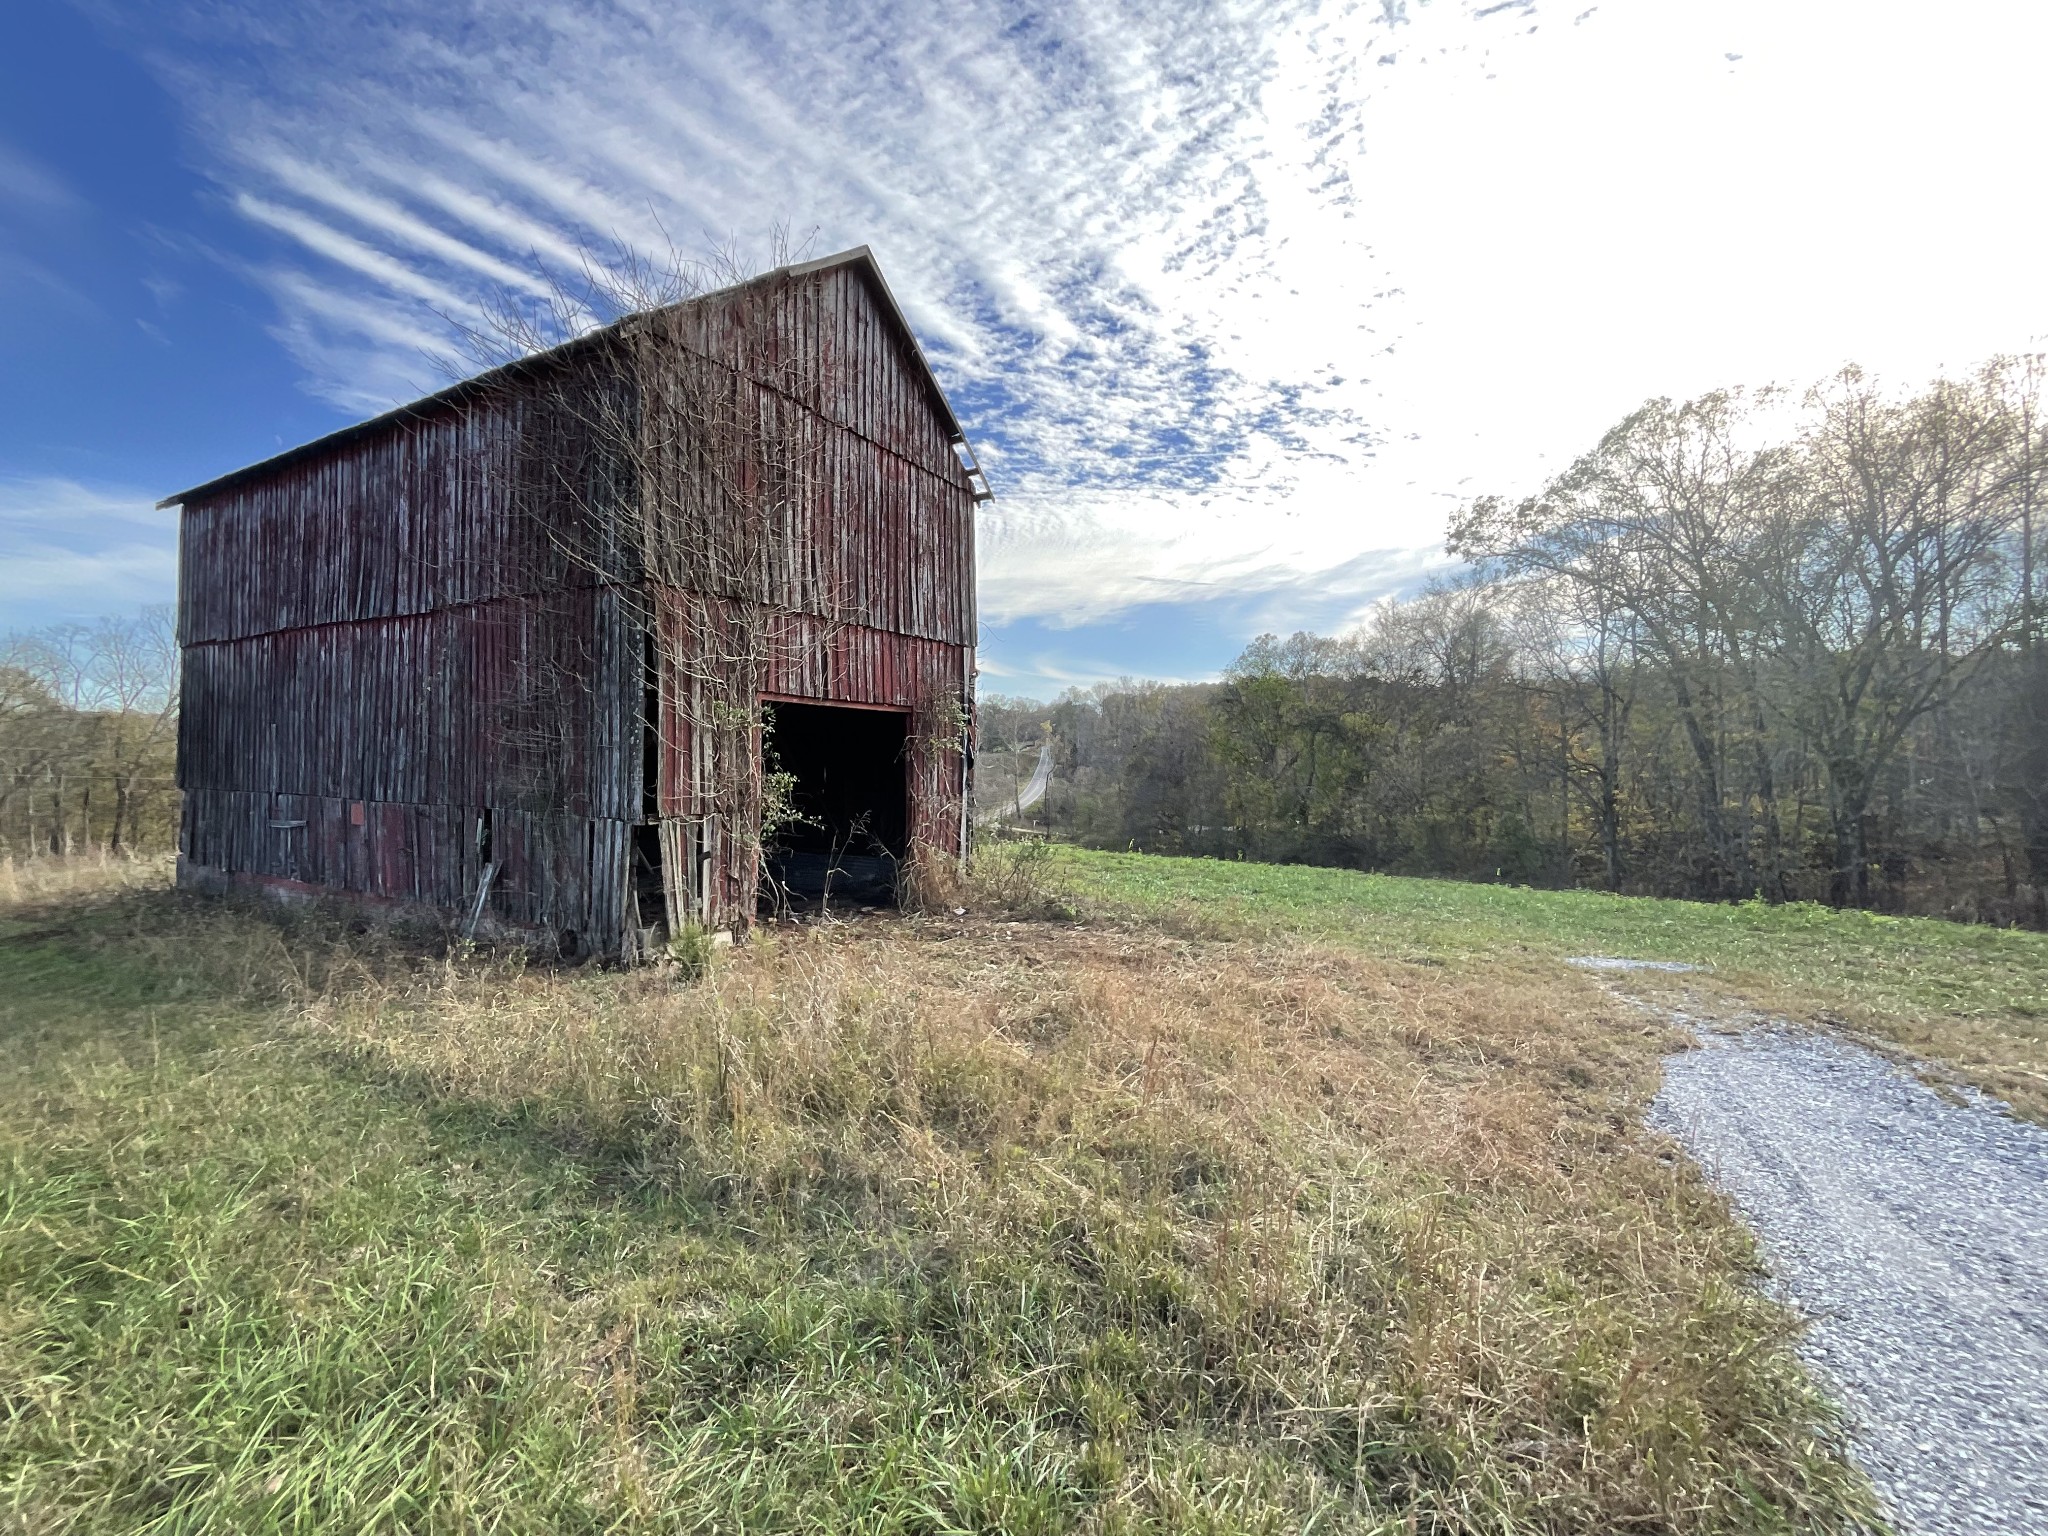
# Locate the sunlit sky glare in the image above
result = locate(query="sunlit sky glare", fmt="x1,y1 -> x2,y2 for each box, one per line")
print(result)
3,0 -> 2043,698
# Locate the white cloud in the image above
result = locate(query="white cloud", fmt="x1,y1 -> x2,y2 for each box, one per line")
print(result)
254,153 -> 557,298
0,479 -> 179,632
979,463 -> 1448,629
0,141 -> 85,217
0,478 -> 176,535
977,650 -> 1209,694
233,195 -> 487,320
96,0 -> 2048,637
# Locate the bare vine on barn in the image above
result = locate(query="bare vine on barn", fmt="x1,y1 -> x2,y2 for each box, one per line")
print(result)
446,234 -> 912,930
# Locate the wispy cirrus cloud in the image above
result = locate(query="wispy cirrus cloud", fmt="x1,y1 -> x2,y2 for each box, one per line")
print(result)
94,0 -> 1465,605
76,0 -> 2048,686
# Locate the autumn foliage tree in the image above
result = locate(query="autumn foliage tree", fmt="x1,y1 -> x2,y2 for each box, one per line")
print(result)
1017,358 -> 2048,925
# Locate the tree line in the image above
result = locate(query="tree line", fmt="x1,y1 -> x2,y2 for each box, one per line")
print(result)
0,608 -> 180,859
980,360 -> 2048,925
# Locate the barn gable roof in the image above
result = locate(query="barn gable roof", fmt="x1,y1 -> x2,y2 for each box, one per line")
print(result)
161,245 -> 983,508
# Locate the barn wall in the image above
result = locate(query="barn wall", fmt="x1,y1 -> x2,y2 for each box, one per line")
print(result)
638,266 -> 977,645
674,263 -> 966,489
651,595 -> 969,923
180,591 -> 640,815
186,386 -> 553,644
178,790 -> 632,947
176,381 -> 646,952
176,253 -> 976,947
643,265 -> 977,927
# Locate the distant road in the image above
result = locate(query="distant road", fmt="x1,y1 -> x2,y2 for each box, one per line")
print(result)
981,739 -> 1051,825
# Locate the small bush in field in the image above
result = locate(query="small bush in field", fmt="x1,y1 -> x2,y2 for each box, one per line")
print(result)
665,922 -> 716,980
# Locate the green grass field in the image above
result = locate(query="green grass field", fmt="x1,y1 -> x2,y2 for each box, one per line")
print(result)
1056,848 -> 2048,1120
0,853 -> 1936,1533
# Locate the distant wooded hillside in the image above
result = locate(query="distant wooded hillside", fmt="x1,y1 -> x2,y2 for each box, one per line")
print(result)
0,609 -> 179,858
982,360 -> 2048,927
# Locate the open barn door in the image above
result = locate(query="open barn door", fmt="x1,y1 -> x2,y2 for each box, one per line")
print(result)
761,699 -> 909,910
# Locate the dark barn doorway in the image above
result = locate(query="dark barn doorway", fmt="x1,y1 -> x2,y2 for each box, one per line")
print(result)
762,699 -> 909,909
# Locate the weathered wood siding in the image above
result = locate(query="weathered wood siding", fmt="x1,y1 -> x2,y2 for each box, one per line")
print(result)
175,252 -> 976,950
652,596 -> 970,921
647,266 -> 978,920
176,371 -> 646,949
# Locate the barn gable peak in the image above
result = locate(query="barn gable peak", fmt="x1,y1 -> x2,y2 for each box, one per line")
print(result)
161,245 -> 988,508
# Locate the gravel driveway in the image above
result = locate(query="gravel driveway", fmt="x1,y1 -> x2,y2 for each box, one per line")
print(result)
1646,1010 -> 2048,1534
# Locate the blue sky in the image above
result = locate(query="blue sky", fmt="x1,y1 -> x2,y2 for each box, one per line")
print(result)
5,0 -> 2045,699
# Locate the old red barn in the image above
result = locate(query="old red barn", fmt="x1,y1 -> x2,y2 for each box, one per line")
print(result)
167,247 -> 988,957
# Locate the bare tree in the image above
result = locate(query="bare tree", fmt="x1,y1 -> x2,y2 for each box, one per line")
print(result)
1993,355 -> 2048,920
1767,367 -> 2031,904
0,608 -> 180,856
83,608 -> 179,853
0,654 -> 66,852
1452,391 -> 1786,896
1492,576 -> 1642,890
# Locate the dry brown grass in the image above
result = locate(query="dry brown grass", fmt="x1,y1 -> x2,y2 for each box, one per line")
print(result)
0,848 -> 172,910
1,855 -> 1878,1531
277,905 -> 1871,1528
